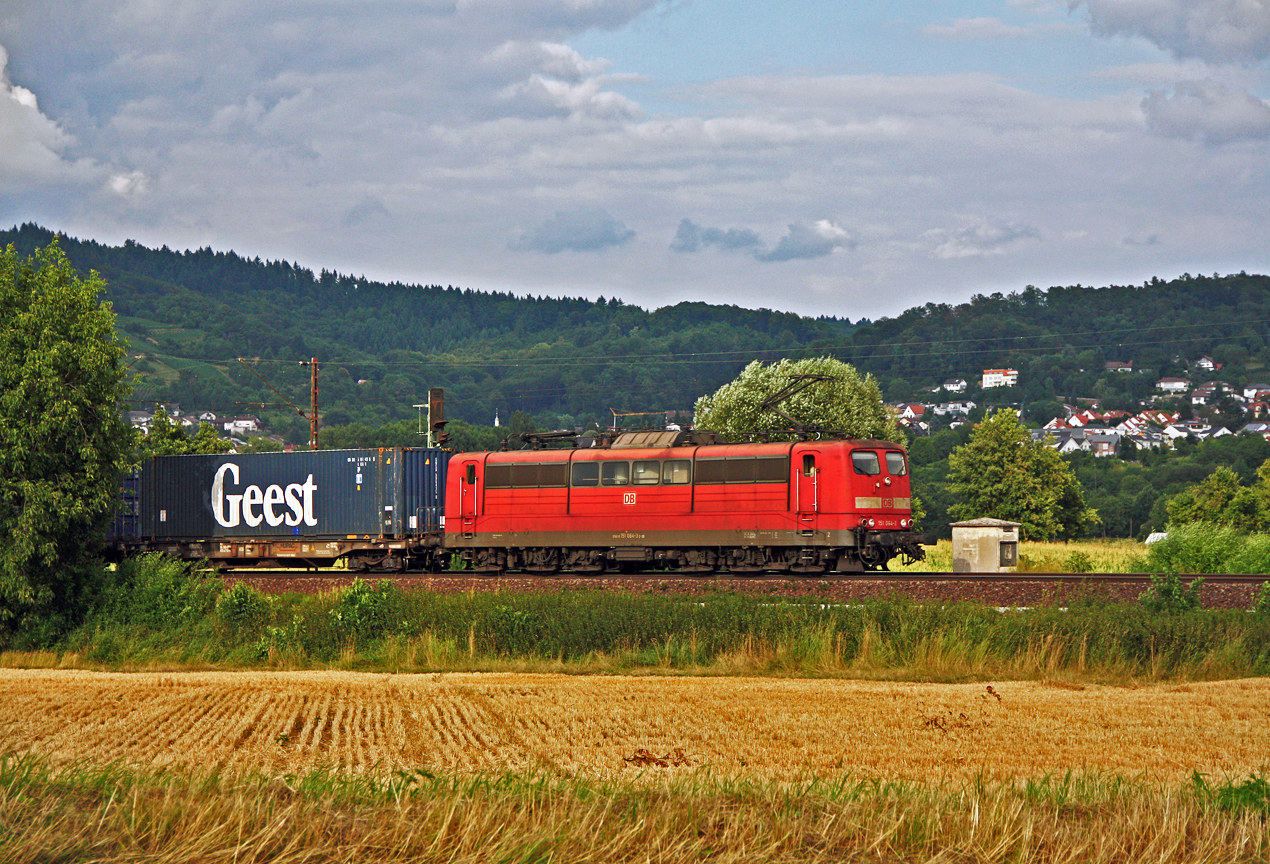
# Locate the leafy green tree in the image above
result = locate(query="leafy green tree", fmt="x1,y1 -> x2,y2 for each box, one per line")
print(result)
1165,462 -> 1270,532
137,408 -> 231,457
0,241 -> 134,630
946,409 -> 1098,540
692,357 -> 902,443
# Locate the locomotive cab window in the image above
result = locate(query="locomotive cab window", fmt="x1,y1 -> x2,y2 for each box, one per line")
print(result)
632,460 -> 661,485
663,460 -> 691,485
571,462 -> 599,487
802,454 -> 816,477
851,451 -> 881,476
885,452 -> 908,476
601,461 -> 630,486
465,463 -> 476,484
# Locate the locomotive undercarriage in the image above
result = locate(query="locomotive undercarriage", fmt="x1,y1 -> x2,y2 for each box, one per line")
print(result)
458,537 -> 924,575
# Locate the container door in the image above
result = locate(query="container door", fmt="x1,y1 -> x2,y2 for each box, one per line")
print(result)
796,451 -> 819,531
379,450 -> 402,537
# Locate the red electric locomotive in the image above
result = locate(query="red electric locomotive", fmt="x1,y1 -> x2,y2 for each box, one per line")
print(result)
445,430 -> 925,574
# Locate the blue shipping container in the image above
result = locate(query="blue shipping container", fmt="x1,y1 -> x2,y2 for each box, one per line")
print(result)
135,448 -> 449,540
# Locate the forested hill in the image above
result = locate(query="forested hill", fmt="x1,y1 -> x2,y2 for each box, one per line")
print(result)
847,278 -> 1270,408
1,224 -> 850,438
5,223 -> 1270,441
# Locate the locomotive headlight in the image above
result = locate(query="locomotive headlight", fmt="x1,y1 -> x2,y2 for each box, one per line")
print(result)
900,518 -> 908,528
868,518 -> 875,528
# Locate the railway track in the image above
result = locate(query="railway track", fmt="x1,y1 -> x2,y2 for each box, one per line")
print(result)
218,570 -> 1268,609
217,569 -> 1266,582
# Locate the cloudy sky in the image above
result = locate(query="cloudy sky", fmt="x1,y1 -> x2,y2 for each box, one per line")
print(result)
2,0 -> 1268,319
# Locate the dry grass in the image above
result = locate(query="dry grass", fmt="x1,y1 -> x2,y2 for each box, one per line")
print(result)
3,758 -> 1268,864
2,669 -> 1268,782
893,538 -> 1147,573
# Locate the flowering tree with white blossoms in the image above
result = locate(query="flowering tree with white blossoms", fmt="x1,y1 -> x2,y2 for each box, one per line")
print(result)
692,357 -> 903,443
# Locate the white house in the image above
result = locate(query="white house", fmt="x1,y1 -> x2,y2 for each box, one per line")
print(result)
223,416 -> 261,434
1156,377 -> 1190,394
1244,384 -> 1270,400
981,368 -> 1018,388
933,400 -> 976,416
942,378 -> 968,393
1104,361 -> 1133,373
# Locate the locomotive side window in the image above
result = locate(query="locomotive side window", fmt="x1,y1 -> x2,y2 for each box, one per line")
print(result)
885,452 -> 908,476
485,464 -> 513,487
754,456 -> 789,482
851,451 -> 881,475
465,463 -> 476,484
511,463 -> 540,487
601,461 -> 631,486
802,454 -> 816,477
697,456 -> 790,484
538,463 -> 570,487
663,460 -> 691,485
632,461 -> 661,485
571,462 -> 599,487
486,462 -> 569,488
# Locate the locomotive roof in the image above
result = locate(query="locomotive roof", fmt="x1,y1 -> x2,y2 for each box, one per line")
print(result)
481,437 -> 907,462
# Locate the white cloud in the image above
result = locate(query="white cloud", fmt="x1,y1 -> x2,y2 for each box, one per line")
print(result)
512,206 -> 635,253
926,218 -> 1042,259
670,219 -> 762,253
756,220 -> 854,262
498,73 -> 642,119
0,44 -> 85,187
107,170 -> 149,198
484,41 -> 611,81
1141,79 -> 1270,143
1073,0 -> 1270,64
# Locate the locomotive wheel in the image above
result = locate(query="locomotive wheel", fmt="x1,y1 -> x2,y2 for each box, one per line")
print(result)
524,547 -> 561,575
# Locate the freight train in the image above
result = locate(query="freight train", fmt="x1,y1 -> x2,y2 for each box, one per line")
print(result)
110,430 -> 927,574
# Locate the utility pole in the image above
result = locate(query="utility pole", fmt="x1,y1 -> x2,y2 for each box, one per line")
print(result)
297,358 -> 319,449
236,357 -> 320,449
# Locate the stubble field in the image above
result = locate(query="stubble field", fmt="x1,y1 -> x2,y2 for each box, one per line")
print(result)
2,669 -> 1268,782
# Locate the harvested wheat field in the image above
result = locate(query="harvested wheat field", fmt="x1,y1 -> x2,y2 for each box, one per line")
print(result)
1,669 -> 1267,781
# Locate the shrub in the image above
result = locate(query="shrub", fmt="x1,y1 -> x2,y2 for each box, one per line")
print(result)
330,580 -> 401,641
97,554 -> 220,633
1140,572 -> 1205,613
1144,524 -> 1245,575
486,605 -> 544,655
1252,582 -> 1270,616
215,581 -> 273,642
1222,534 -> 1270,575
1192,771 -> 1270,815
1064,551 -> 1095,574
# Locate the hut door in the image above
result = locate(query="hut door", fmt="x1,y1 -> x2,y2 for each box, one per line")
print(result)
797,451 -> 819,531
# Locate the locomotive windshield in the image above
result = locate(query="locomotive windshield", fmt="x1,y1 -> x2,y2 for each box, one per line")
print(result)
851,451 -> 881,475
885,452 -> 908,475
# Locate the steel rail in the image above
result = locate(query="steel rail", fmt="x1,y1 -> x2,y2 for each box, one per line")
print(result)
218,570 -> 1268,583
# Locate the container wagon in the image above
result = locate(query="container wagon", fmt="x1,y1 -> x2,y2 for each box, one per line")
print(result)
110,448 -> 450,570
